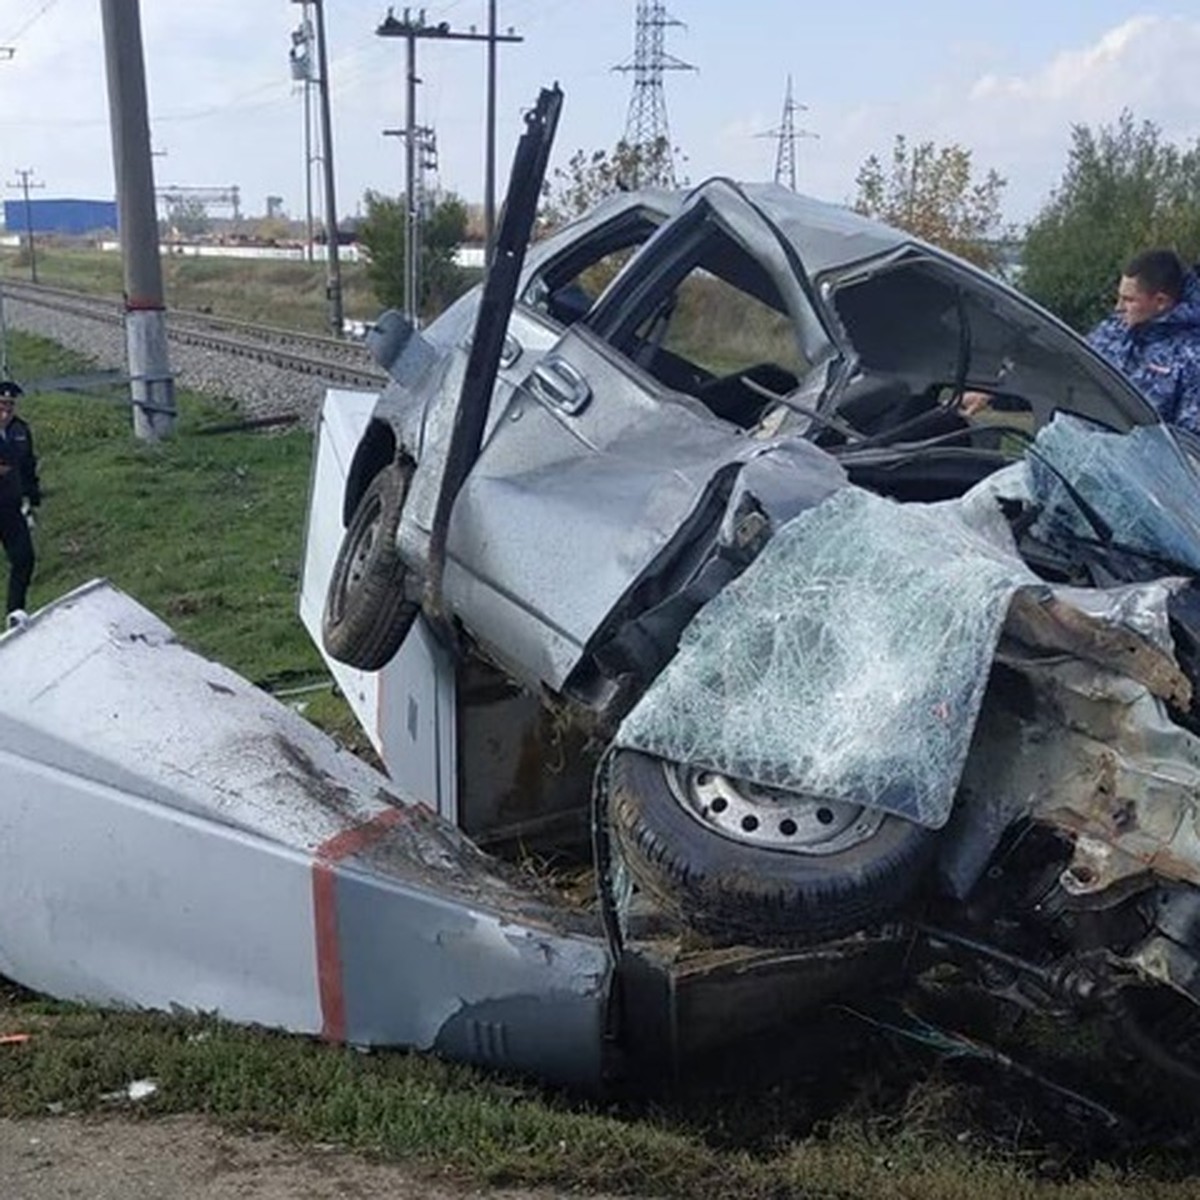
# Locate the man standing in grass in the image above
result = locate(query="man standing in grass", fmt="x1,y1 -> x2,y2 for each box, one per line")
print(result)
0,380 -> 40,622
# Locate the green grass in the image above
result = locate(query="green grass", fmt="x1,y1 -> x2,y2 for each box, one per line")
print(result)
13,334 -> 320,684
1,994 -> 1198,1199
7,329 -> 1200,1196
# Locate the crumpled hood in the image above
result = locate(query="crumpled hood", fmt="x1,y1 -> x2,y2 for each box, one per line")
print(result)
615,417 -> 1198,829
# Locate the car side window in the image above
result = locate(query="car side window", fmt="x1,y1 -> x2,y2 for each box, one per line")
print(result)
589,213 -> 810,429
522,212 -> 664,328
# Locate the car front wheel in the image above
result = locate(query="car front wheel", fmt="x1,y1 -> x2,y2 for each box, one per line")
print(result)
608,749 -> 939,945
322,461 -> 418,670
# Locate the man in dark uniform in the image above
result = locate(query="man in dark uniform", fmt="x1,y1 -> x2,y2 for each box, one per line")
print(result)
1088,249 -> 1200,432
0,380 -> 40,619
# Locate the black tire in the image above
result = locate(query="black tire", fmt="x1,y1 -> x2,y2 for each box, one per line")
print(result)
608,749 -> 938,945
322,462 -> 419,670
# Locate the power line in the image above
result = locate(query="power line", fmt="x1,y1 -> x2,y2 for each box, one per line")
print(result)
4,0 -> 59,46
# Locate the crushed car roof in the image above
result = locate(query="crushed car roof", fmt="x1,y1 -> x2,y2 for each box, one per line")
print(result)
529,180 -> 916,280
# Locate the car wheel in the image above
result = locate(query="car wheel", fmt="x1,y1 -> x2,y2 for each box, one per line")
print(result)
608,749 -> 939,945
322,461 -> 418,670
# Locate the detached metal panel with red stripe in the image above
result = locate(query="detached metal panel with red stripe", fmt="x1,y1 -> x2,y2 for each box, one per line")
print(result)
0,581 -> 612,1087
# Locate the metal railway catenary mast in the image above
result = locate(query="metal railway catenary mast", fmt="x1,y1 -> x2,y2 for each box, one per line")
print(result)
376,6 -> 523,320
612,0 -> 695,188
289,4 -> 318,263
294,0 -> 344,339
382,123 -> 438,292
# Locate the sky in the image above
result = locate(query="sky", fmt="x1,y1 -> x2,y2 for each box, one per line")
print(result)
0,1 -> 1198,230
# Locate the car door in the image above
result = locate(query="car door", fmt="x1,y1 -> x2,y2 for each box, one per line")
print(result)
480,200 -> 677,451
444,181 -> 839,692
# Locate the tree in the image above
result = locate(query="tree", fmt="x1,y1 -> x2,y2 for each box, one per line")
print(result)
247,216 -> 291,245
166,197 -> 210,239
853,135 -> 1007,270
1021,112 -> 1200,332
539,138 -> 681,231
356,190 -> 469,316
420,194 -> 470,314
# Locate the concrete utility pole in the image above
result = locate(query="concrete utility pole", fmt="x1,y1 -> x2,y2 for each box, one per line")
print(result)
7,170 -> 44,283
376,7 -> 523,317
304,49 -> 315,261
0,50 -> 13,378
100,0 -> 176,441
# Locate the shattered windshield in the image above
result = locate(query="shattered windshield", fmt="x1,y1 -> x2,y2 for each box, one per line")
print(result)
1029,415 -> 1200,575
616,417 -> 1196,829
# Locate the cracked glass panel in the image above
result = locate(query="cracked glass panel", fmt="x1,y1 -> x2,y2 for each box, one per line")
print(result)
616,486 -> 1038,828
1029,415 -> 1200,574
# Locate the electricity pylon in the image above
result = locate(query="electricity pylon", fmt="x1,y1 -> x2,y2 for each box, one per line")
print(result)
612,0 -> 695,187
757,75 -> 818,191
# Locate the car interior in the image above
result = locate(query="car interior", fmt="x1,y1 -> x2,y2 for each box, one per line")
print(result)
527,206 -> 1148,510
583,213 -> 811,431
821,255 -> 1144,501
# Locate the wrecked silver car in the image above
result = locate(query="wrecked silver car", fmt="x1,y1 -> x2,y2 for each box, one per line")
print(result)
318,85 -> 1200,1083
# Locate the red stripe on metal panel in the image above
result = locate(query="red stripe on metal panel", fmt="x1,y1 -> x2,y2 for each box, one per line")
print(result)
312,807 -> 407,1042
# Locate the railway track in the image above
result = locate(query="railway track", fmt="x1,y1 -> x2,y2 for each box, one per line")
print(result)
0,279 -> 387,392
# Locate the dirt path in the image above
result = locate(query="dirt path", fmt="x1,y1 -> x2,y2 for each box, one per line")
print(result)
0,1115 -> 618,1200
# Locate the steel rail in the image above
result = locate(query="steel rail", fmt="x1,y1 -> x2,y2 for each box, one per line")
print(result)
1,279 -> 386,391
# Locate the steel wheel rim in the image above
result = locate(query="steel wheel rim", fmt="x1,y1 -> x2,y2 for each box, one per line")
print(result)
662,761 -> 884,854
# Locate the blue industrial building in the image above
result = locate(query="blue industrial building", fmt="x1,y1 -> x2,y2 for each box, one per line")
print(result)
3,198 -> 118,236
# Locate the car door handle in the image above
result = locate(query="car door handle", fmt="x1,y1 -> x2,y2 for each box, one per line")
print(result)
500,334 -> 522,369
527,356 -> 591,415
